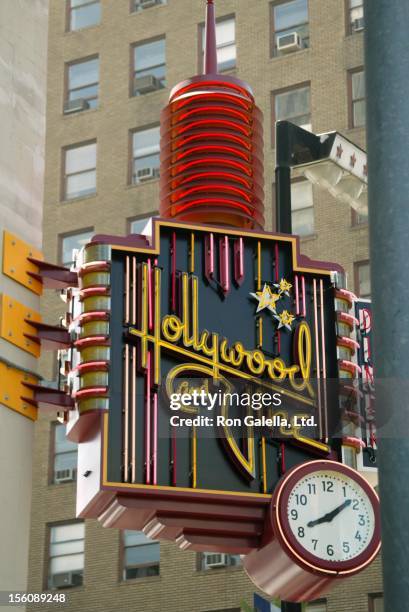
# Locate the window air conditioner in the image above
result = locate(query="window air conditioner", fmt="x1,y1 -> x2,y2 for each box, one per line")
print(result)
353,17 -> 365,32
203,553 -> 229,569
277,32 -> 303,54
135,167 -> 159,183
55,468 -> 76,484
134,75 -> 164,95
63,98 -> 90,114
51,571 -> 82,589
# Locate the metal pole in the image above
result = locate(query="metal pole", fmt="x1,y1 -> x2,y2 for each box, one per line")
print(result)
364,1 -> 409,610
275,121 -> 292,234
274,124 -> 300,612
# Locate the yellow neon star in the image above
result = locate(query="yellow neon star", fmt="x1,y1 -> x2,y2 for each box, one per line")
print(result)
250,284 -> 281,313
275,278 -> 292,295
275,310 -> 296,330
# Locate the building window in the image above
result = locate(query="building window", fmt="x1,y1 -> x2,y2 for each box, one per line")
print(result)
342,444 -> 358,469
132,38 -> 166,96
131,126 -> 160,184
291,181 -> 314,237
52,424 -> 77,484
60,229 -> 94,267
67,0 -> 101,31
351,207 -> 368,227
271,0 -> 309,56
65,57 -> 99,113
199,553 -> 242,571
131,0 -> 166,13
122,531 -> 160,580
48,522 -> 84,589
307,601 -> 327,612
348,0 -> 364,34
369,594 -> 384,612
128,216 -> 154,235
349,69 -> 366,128
273,84 -> 311,145
63,141 -> 97,200
200,16 -> 236,72
355,260 -> 371,299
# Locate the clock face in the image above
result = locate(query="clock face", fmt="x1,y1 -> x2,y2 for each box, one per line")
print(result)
286,469 -> 376,563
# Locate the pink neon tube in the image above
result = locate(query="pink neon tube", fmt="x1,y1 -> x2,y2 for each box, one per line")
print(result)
295,275 -> 300,315
153,392 -> 158,486
145,351 -> 151,484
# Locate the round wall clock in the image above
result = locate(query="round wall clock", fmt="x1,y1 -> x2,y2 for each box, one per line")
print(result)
243,460 -> 381,603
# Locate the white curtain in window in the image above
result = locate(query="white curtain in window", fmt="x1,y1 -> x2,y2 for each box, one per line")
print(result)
50,553 -> 84,574
216,18 -> 235,46
51,523 -> 84,543
50,539 -> 84,558
291,181 -> 313,211
66,172 -> 96,198
352,71 -> 365,100
133,127 -> 160,158
358,263 -> 371,297
66,143 -> 96,174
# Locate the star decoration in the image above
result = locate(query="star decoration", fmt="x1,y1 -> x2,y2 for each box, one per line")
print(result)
336,144 -> 343,159
250,284 -> 281,313
250,277 -> 296,332
275,310 -> 296,331
275,278 -> 292,296
350,153 -> 357,168
363,164 -> 368,177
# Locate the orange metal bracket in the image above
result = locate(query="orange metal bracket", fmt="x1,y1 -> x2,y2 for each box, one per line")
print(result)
2,231 -> 43,295
0,361 -> 38,421
0,294 -> 41,357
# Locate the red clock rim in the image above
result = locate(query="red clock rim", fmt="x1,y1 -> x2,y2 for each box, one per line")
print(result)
271,460 -> 381,577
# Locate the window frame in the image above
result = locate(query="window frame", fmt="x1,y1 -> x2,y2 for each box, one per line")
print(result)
348,67 -> 365,129
49,422 -> 78,485
272,176 -> 315,237
129,125 -> 160,185
120,530 -> 160,581
46,520 -> 85,590
271,81 -> 311,147
290,177 -> 315,237
345,0 -> 364,36
64,55 -> 99,112
198,14 -> 236,74
354,259 -> 371,299
270,0 -> 310,57
59,227 -> 94,267
66,0 -> 101,33
351,207 -> 368,227
130,36 -> 166,97
306,600 -> 327,612
62,140 -> 97,202
369,593 -> 384,612
127,214 -> 157,234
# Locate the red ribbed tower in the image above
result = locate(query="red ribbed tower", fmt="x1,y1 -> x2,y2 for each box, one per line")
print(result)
160,0 -> 264,229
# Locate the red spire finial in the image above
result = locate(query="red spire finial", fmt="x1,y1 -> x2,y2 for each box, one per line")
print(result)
204,0 -> 218,74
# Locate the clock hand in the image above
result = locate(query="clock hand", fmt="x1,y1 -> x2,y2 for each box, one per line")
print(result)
307,499 -> 352,528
